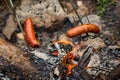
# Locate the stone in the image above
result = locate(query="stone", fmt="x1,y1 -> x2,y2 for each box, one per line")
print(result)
16,0 -> 65,28
2,15 -> 17,39
17,32 -> 24,40
77,1 -> 89,16
81,37 -> 106,50
16,32 -> 26,47
86,54 -> 100,76
68,14 -> 102,31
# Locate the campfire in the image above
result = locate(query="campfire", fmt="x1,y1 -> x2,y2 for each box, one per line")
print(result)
15,16 -> 119,79
0,0 -> 120,80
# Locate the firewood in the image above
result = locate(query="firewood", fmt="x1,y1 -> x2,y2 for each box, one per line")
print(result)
0,38 -> 49,80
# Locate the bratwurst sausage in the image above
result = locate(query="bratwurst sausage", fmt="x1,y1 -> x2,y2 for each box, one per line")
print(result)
66,24 -> 100,38
24,18 -> 40,48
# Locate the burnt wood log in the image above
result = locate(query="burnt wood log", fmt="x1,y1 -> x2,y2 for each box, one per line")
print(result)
0,38 -> 49,80
95,65 -> 120,80
68,65 -> 95,80
96,73 -> 107,80
106,65 -> 120,80
75,67 -> 95,80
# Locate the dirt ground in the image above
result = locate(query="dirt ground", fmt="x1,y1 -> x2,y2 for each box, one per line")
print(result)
0,0 -> 120,80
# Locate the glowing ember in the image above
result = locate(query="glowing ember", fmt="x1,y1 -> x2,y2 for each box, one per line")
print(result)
61,52 -> 77,76
51,51 -> 59,56
53,39 -> 73,46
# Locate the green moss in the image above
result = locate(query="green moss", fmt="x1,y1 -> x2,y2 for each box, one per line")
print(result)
96,0 -> 115,17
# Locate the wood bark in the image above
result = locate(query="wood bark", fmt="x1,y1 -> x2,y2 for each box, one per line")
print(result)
107,65 -> 120,80
0,38 -> 49,80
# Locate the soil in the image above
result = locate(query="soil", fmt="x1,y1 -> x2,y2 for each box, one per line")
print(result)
0,0 -> 120,80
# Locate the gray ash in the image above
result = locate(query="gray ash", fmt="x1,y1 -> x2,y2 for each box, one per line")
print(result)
59,43 -> 73,53
28,54 -> 51,79
92,47 -> 120,76
108,48 -> 120,58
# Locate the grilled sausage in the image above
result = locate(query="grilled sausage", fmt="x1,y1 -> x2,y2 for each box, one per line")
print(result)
24,18 -> 40,48
66,24 -> 100,38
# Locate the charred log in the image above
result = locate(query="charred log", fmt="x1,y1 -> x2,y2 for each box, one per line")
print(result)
0,38 -> 50,80
106,65 -> 120,80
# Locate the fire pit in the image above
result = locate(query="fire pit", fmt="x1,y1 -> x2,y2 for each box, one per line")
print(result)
0,0 -> 120,80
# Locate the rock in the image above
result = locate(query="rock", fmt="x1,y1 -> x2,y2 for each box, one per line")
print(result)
17,32 -> 24,40
77,1 -> 89,16
86,54 -> 100,76
66,0 -> 89,22
16,0 -> 65,28
110,60 -> 120,67
16,32 -> 26,47
59,0 -> 78,14
80,15 -> 102,30
68,14 -> 102,31
81,37 -> 106,50
59,0 -> 88,16
2,15 -> 17,39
